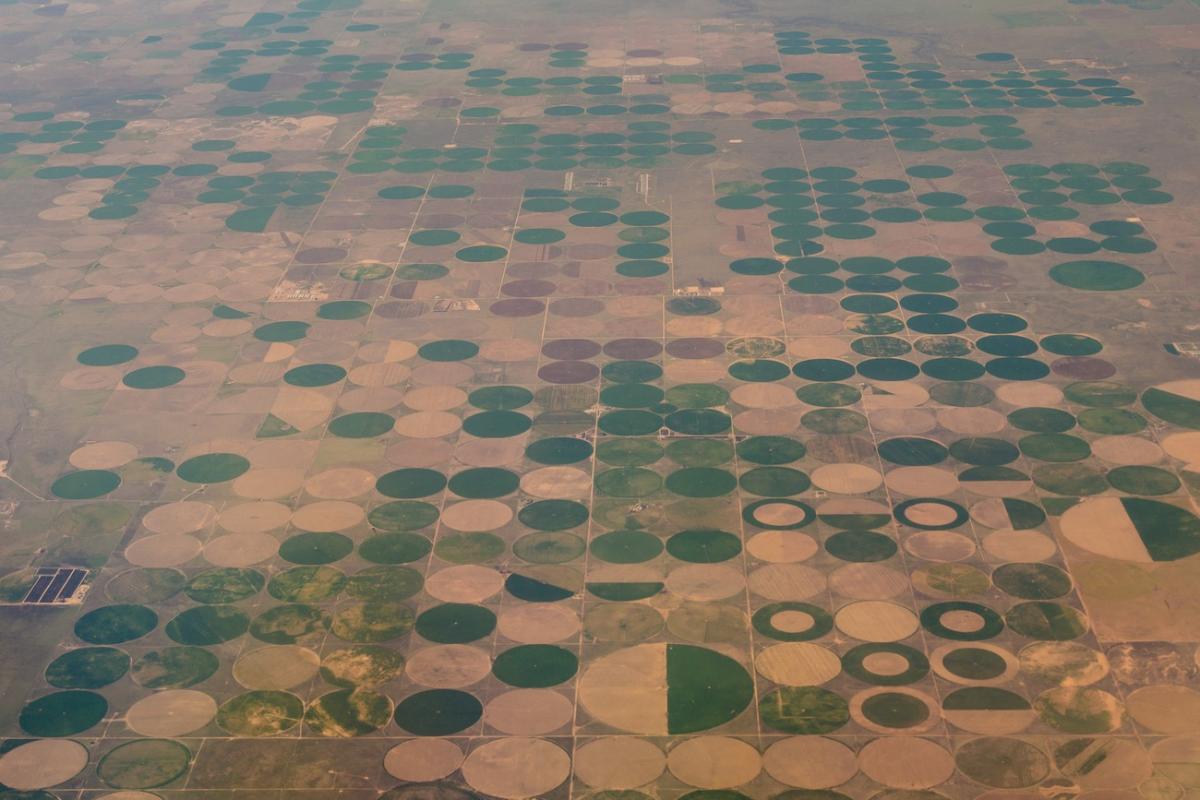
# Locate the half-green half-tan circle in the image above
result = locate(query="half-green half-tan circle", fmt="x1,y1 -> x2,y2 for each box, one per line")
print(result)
577,642 -> 752,734
1060,497 -> 1200,562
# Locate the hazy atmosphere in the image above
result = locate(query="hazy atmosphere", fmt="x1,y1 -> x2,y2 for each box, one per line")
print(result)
0,0 -> 1199,797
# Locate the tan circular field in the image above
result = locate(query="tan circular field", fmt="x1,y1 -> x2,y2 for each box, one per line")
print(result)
667,735 -> 762,789
746,531 -> 818,563
461,737 -> 571,799
384,738 -> 464,781
835,601 -> 920,642
0,739 -> 90,789
233,645 -> 321,689
425,565 -> 505,603
755,643 -> 841,686
143,500 -> 216,534
440,499 -> 514,532
124,533 -> 202,567
125,689 -> 217,736
763,736 -> 857,788
484,688 -> 574,734
573,737 -> 665,789
203,532 -> 279,566
857,736 -> 955,788
497,604 -> 581,643
405,644 -> 492,688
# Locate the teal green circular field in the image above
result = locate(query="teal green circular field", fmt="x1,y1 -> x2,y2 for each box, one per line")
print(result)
826,530 -> 897,562
492,644 -> 578,687
739,467 -> 811,496
456,245 -> 507,262
1049,260 -> 1145,290
75,604 -> 157,644
418,340 -> 479,361
329,412 -> 395,437
463,410 -> 531,438
317,300 -> 371,319
527,437 -> 594,464
518,500 -> 589,530
415,603 -> 496,643
52,469 -> 120,499
470,385 -> 533,410
591,530 -> 663,563
45,646 -> 129,688
393,689 -> 482,735
121,365 -> 185,389
665,467 -> 736,497
78,344 -> 138,366
254,321 -> 310,342
667,529 -> 742,562
284,363 -> 346,386
280,532 -> 354,564
176,453 -> 250,483
359,532 -> 432,563
737,437 -> 806,466
376,468 -> 447,498
19,690 -> 108,736
165,605 -> 250,645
